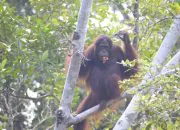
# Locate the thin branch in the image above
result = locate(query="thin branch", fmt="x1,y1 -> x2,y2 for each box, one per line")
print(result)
32,116 -> 54,130
3,95 -> 10,115
133,0 -> 139,49
3,94 -> 14,130
10,84 -> 56,101
10,93 -> 53,101
46,124 -> 55,130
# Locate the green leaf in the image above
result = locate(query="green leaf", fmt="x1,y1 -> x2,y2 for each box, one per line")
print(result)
21,38 -> 27,43
52,18 -> 59,25
0,114 -> 8,122
42,50 -> 48,60
1,59 -> 7,70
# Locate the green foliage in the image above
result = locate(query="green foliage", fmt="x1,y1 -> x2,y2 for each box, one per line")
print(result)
170,2 -> 180,14
0,0 -> 179,129
0,0 -> 76,129
137,69 -> 180,129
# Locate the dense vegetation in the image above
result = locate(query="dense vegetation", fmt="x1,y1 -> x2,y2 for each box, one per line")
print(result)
0,0 -> 179,129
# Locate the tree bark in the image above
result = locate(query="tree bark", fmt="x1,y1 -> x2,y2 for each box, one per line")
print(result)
54,0 -> 93,130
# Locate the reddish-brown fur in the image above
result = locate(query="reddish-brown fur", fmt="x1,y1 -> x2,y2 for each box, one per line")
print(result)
74,32 -> 139,130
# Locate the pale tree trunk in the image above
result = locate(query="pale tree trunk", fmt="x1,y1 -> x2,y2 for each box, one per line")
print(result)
113,15 -> 180,130
161,51 -> 180,73
54,0 -> 93,130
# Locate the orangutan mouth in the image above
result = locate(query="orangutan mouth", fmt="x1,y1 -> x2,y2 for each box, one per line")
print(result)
101,56 -> 109,64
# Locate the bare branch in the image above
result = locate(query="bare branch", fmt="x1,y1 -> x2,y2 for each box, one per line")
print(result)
32,116 -> 53,130
10,83 -> 56,101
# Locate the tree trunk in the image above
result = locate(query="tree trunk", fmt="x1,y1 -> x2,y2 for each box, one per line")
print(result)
54,0 -> 93,130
